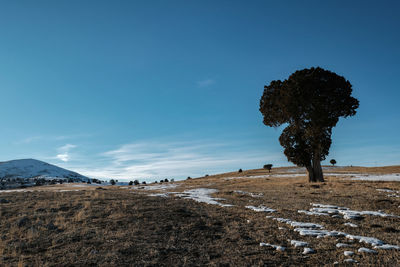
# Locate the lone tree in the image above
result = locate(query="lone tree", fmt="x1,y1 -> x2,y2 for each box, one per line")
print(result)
263,164 -> 273,173
260,67 -> 359,182
330,159 -> 337,166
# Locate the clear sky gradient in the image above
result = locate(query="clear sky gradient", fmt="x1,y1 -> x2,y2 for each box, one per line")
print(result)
1,0 -> 399,181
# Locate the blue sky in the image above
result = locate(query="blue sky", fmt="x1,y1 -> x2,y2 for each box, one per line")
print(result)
0,0 -> 399,181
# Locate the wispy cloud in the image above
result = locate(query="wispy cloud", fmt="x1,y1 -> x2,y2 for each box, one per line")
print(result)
72,139 -> 283,180
197,79 -> 215,88
56,144 -> 77,162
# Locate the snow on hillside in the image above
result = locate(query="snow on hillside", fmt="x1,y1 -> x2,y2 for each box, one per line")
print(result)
0,159 -> 89,181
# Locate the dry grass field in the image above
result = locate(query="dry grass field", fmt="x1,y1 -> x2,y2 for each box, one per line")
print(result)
0,166 -> 399,266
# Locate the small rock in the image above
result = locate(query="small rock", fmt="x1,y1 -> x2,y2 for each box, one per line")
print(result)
46,222 -> 58,231
17,217 -> 30,227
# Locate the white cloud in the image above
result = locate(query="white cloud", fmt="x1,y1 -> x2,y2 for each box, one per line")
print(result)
56,144 -> 77,162
197,79 -> 215,88
72,139 -> 284,180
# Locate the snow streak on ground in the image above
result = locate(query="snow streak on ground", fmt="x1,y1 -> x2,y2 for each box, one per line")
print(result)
298,203 -> 398,220
352,174 -> 400,181
269,216 -> 400,249
245,205 -> 276,213
174,188 -> 233,207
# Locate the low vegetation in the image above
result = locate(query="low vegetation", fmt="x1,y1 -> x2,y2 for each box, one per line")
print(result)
0,166 -> 399,266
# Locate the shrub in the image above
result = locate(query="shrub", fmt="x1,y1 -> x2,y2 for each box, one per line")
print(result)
170,179 -> 174,182
263,164 -> 273,172
164,179 -> 169,183
134,180 -> 140,185
187,176 -> 191,180
142,181 -> 147,185
129,181 -> 134,186
238,169 -> 243,173
110,179 -> 116,185
330,159 -> 337,166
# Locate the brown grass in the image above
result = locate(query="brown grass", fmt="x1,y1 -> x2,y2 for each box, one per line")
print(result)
0,166 -> 399,266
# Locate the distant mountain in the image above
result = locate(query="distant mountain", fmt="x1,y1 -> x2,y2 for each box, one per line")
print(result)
0,159 -> 89,182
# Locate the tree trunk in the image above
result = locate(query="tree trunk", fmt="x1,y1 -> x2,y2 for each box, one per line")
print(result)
306,150 -> 325,182
306,165 -> 316,182
312,149 -> 324,182
312,157 -> 324,182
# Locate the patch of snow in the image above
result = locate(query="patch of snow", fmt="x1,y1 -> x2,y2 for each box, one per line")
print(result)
298,210 -> 330,216
174,188 -> 233,207
373,244 -> 400,250
343,259 -> 358,263
302,247 -> 315,254
260,243 -> 285,251
344,251 -> 354,256
134,183 -> 179,191
234,190 -> 263,198
302,203 -> 398,220
291,240 -> 308,247
344,222 -> 358,228
352,174 -> 400,181
246,205 -> 276,213
346,235 -> 384,246
336,243 -> 351,248
358,247 -> 377,254
147,193 -> 169,197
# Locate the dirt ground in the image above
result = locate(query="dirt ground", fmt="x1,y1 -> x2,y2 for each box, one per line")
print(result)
0,166 -> 399,266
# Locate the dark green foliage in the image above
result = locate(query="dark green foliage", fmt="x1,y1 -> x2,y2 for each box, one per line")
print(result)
238,169 -> 243,173
330,159 -> 337,166
263,164 -> 273,172
134,180 -> 140,185
129,181 -> 134,186
110,179 -> 116,185
260,67 -> 359,182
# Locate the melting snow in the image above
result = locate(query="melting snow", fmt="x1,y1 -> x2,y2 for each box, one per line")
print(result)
358,247 -> 377,253
174,188 -> 233,207
260,243 -> 285,251
291,240 -> 308,247
352,174 -> 400,181
302,247 -> 315,254
344,222 -> 358,228
299,203 -> 399,220
344,251 -> 354,256
234,190 -> 263,198
373,244 -> 400,250
344,259 -> 358,263
246,205 -> 276,213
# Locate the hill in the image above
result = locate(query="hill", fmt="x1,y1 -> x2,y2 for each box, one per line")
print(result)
0,159 -> 89,189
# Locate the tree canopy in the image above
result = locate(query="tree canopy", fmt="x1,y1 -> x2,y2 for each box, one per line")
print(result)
259,67 -> 359,182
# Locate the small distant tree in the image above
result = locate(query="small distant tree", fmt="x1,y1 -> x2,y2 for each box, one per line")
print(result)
263,164 -> 273,173
164,178 -> 169,183
170,178 -> 174,182
238,169 -> 243,173
142,181 -> 147,185
160,180 -> 164,183
110,179 -> 116,185
134,180 -> 140,185
187,176 -> 191,180
330,159 -> 337,166
128,181 -> 134,186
